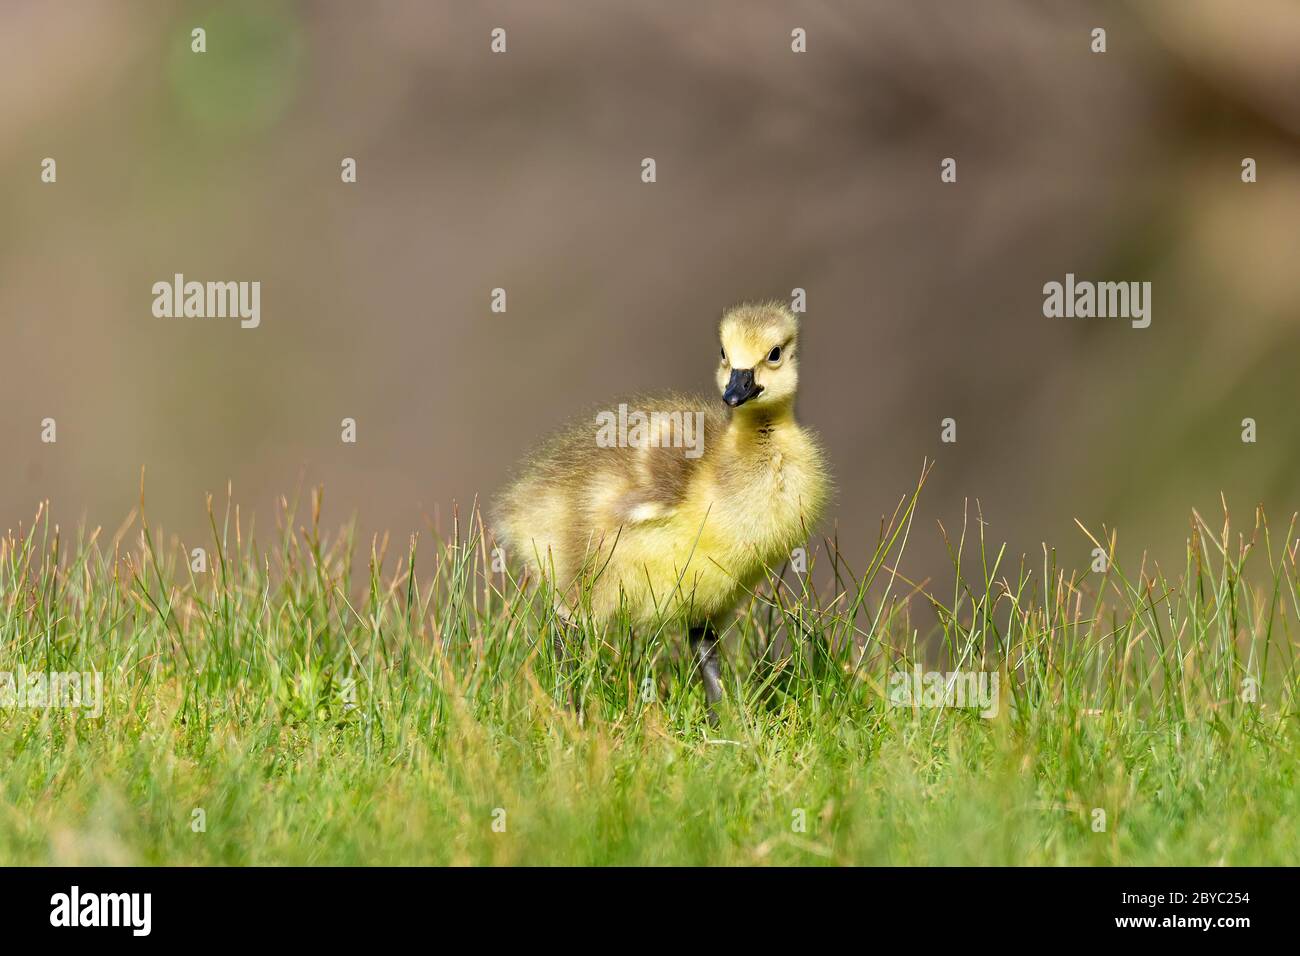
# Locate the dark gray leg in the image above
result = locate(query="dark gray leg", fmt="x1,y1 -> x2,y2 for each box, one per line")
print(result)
688,622 -> 723,725
552,615 -> 581,715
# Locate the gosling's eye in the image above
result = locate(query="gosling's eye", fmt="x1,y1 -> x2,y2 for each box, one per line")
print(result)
767,345 -> 782,363
721,347 -> 727,362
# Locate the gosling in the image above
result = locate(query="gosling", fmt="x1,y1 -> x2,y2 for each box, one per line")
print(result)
494,301 -> 830,719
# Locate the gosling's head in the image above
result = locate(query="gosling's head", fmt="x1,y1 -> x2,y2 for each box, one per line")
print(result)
716,302 -> 800,410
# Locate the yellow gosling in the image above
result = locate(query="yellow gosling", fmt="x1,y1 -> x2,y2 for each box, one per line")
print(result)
494,301 -> 831,718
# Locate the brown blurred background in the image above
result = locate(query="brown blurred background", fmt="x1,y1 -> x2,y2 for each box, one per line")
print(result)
3,0 -> 1299,582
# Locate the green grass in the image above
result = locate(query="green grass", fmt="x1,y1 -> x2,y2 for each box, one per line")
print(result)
1,472 -> 1296,865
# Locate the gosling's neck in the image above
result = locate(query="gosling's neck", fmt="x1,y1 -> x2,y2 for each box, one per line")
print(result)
726,398 -> 798,449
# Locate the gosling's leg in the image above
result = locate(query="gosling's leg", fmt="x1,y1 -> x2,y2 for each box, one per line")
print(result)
552,614 -> 582,716
688,621 -> 723,725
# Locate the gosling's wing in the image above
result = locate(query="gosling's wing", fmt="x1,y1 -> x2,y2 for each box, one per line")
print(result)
500,393 -> 725,539
592,394 -> 727,527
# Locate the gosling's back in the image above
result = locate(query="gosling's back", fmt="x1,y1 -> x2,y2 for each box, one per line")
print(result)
495,392 -> 828,624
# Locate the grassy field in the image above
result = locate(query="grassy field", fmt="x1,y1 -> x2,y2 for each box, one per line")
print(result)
1,474 -> 1297,866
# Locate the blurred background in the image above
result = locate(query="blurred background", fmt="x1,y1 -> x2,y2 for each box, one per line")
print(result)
3,0 -> 1299,584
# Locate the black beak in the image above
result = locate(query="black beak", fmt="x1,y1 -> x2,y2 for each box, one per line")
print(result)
723,368 -> 763,408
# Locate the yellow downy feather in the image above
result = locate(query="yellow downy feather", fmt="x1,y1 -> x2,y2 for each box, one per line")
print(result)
494,302 -> 830,626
